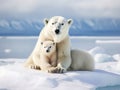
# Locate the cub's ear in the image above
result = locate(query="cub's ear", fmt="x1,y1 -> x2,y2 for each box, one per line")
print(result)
43,18 -> 49,25
41,42 -> 43,45
67,19 -> 73,25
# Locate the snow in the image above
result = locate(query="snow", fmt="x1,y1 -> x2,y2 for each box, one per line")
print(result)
116,61 -> 120,72
0,59 -> 120,90
89,47 -> 114,63
96,40 -> 120,44
94,54 -> 114,63
113,54 -> 120,61
4,49 -> 11,53
0,36 -> 120,90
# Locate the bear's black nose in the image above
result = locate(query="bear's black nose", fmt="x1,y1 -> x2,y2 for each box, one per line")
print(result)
46,50 -> 49,53
55,29 -> 60,34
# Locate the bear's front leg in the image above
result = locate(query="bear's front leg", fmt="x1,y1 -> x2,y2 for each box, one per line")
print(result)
39,56 -> 57,73
55,56 -> 71,73
55,39 -> 72,73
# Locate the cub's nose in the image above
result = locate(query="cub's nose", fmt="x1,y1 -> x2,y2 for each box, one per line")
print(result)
55,29 -> 60,34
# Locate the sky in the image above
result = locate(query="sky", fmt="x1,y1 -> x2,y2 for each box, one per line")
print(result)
0,0 -> 120,18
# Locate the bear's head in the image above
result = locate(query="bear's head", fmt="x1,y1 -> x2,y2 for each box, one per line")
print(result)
40,41 -> 56,55
44,16 -> 73,43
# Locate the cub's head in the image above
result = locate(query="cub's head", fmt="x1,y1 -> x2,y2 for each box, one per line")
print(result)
40,41 -> 56,55
43,16 -> 73,43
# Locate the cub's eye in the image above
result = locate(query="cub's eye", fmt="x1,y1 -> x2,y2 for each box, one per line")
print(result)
52,23 -> 55,25
44,46 -> 47,48
61,23 -> 64,25
49,46 -> 51,48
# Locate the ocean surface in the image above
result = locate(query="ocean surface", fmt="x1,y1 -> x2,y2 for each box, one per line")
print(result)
0,36 -> 120,58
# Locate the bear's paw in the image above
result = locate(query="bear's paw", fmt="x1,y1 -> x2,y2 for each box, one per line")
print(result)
52,67 -> 66,73
30,65 -> 41,70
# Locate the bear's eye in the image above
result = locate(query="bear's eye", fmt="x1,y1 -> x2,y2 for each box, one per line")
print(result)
41,42 -> 43,45
49,46 -> 51,48
61,23 -> 64,25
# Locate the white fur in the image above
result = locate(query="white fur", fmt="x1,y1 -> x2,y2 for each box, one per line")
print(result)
24,16 -> 73,73
24,41 -> 57,72
70,49 -> 95,71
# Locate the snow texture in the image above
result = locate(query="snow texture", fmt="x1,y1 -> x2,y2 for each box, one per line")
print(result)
0,59 -> 120,90
0,36 -> 120,90
89,47 -> 114,63
113,54 -> 120,61
116,61 -> 120,72
94,54 -> 114,63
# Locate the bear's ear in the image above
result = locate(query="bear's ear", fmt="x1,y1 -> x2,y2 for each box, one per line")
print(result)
44,18 -> 49,25
67,19 -> 73,25
41,42 -> 43,45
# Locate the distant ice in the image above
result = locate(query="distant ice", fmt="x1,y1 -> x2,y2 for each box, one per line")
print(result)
4,49 -> 11,53
114,54 -> 120,72
113,54 -> 120,61
96,40 -> 120,44
94,54 -> 114,63
116,61 -> 120,72
89,46 -> 106,55
89,46 -> 117,63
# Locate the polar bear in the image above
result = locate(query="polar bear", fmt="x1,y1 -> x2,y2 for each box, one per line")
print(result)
24,40 -> 57,72
69,49 -> 95,71
24,16 -> 73,73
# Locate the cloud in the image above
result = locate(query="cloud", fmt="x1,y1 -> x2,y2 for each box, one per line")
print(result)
0,0 -> 120,18
0,0 -> 39,13
68,0 -> 120,18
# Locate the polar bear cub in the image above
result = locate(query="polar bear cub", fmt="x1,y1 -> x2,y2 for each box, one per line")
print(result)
40,41 -> 57,67
25,41 -> 57,72
69,49 -> 94,71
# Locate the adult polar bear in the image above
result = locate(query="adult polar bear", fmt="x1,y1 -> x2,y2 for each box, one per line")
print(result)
25,16 -> 72,73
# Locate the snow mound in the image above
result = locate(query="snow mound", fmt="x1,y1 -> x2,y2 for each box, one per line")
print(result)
0,59 -> 120,90
113,54 -> 120,61
116,61 -> 120,72
94,54 -> 114,63
89,47 -> 114,63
